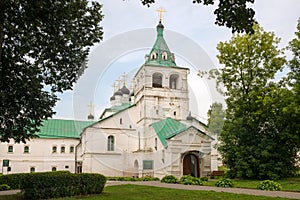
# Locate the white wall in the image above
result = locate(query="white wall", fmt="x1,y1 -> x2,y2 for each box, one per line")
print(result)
0,138 -> 79,174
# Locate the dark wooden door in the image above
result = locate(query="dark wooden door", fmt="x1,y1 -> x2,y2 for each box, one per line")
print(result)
183,154 -> 200,177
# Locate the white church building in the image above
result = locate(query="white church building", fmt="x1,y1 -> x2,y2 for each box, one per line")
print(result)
0,20 -> 218,178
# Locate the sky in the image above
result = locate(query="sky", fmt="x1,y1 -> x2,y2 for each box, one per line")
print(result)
53,0 -> 300,122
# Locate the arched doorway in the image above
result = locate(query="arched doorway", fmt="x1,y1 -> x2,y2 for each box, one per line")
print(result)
183,153 -> 200,177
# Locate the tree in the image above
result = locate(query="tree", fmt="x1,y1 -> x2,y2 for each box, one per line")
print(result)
138,0 -> 255,33
207,102 -> 225,135
215,23 -> 299,179
0,0 -> 103,143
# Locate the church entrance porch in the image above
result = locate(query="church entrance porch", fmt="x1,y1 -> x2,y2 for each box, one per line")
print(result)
182,152 -> 200,177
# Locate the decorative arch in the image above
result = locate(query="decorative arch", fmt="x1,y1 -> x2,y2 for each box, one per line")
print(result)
152,72 -> 163,88
151,51 -> 157,60
162,52 -> 168,60
182,152 -> 200,177
134,160 -> 139,178
107,135 -> 115,151
169,74 -> 179,89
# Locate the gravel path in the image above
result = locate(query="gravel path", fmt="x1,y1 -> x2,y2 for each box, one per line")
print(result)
106,181 -> 300,199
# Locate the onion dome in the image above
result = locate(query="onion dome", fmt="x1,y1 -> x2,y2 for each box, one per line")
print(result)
88,114 -> 94,120
186,112 -> 193,121
120,85 -> 130,95
110,95 -> 115,101
114,89 -> 123,96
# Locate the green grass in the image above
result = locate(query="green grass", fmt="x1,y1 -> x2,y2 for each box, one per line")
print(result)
0,185 -> 294,200
203,177 -> 300,192
52,185 -> 295,200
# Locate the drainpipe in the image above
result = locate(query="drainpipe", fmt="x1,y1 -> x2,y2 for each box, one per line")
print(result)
75,138 -> 81,173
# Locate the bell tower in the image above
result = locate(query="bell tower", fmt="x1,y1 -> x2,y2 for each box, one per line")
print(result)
133,18 -> 190,127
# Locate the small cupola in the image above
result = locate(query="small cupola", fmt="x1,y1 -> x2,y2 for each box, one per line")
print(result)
144,18 -> 177,67
120,85 -> 130,95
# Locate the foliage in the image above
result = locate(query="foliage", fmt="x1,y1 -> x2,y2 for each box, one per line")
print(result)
256,180 -> 282,191
0,173 -> 29,189
137,0 -> 255,33
161,175 -> 179,184
214,178 -> 233,188
20,171 -> 106,199
0,184 -> 10,191
180,175 -> 203,185
200,176 -> 209,182
0,0 -> 103,143
216,23 -> 300,179
207,102 -> 225,135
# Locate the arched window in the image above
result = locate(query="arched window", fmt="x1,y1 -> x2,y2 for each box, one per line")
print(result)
162,52 -> 168,60
24,146 -> 29,153
169,74 -> 179,89
52,167 -> 57,171
151,51 -> 157,60
107,135 -> 115,151
152,73 -> 163,88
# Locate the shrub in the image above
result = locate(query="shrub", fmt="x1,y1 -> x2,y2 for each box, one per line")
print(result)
0,184 -> 10,191
256,180 -> 282,191
21,171 -> 106,199
0,173 -> 28,189
180,175 -> 203,185
199,176 -> 208,182
215,178 -> 233,188
161,175 -> 179,184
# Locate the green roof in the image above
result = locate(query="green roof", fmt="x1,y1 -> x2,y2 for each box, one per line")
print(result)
151,118 -> 188,148
99,103 -> 132,120
145,21 -> 177,67
37,119 -> 94,138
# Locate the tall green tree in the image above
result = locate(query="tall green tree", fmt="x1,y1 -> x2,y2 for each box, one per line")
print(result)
215,24 -> 298,179
207,102 -> 225,135
139,0 -> 255,33
0,0 -> 103,143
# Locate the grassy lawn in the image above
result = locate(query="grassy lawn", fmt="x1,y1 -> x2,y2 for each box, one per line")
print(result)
0,185 -> 295,200
203,177 -> 300,192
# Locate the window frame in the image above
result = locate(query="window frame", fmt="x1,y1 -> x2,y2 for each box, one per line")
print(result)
8,145 -> 13,153
169,74 -> 179,89
152,73 -> 163,88
70,146 -> 74,153
24,146 -> 29,153
52,146 -> 57,153
107,135 -> 115,151
61,146 -> 65,153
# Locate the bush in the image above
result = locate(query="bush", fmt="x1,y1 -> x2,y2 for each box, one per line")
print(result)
161,175 -> 179,184
215,178 -> 233,188
180,175 -> 203,185
256,180 -> 282,191
0,184 -> 10,191
199,176 -> 208,182
21,171 -> 106,199
0,173 -> 29,189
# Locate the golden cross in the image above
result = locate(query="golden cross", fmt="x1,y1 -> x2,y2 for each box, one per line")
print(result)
87,101 -> 94,115
122,72 -> 128,86
111,82 -> 118,92
116,77 -> 122,89
156,7 -> 167,22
